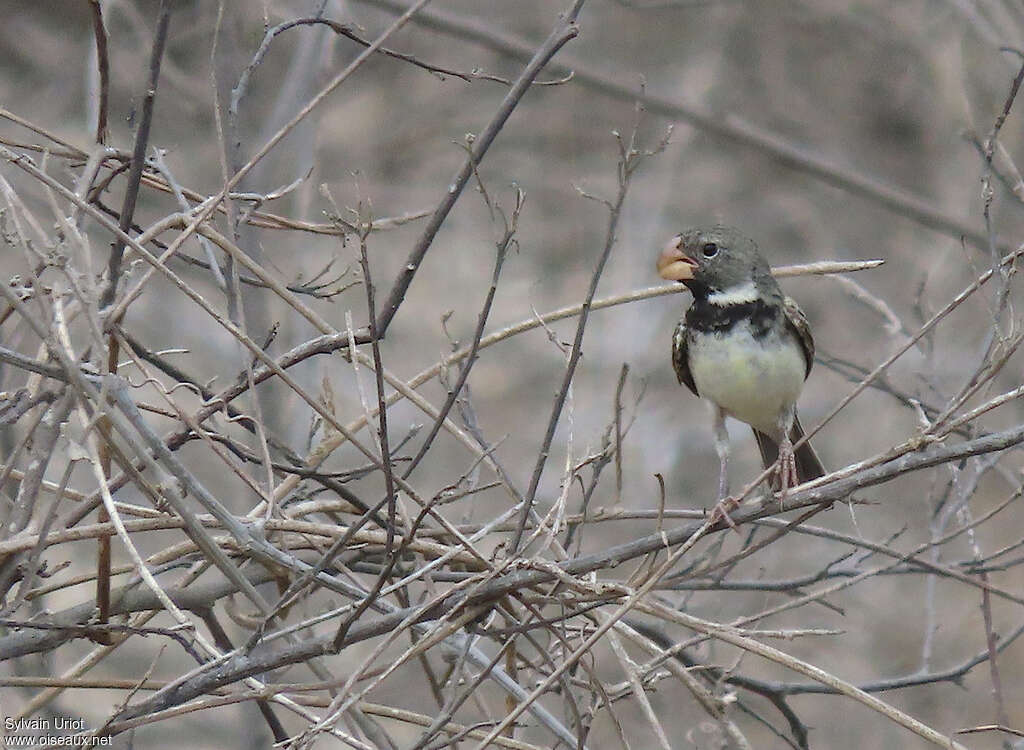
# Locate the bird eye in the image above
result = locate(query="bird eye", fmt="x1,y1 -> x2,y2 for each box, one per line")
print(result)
702,242 -> 718,258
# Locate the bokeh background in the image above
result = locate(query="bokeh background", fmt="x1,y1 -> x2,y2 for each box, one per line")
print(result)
2,1 -> 1024,748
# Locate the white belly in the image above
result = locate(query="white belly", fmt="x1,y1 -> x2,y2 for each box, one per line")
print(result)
689,322 -> 806,435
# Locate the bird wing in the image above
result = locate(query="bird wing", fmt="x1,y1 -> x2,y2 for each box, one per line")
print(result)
671,319 -> 699,396
782,296 -> 815,378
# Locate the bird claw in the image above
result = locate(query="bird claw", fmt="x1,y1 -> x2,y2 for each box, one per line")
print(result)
709,496 -> 742,533
773,443 -> 800,507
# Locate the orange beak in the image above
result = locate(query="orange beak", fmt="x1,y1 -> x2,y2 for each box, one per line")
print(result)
657,235 -> 697,281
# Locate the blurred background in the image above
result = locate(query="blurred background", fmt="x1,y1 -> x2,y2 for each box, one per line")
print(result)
2,1 -> 1024,748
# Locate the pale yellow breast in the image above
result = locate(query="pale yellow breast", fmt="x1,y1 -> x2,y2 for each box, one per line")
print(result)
688,322 -> 806,435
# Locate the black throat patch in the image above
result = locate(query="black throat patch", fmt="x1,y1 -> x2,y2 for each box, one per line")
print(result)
685,297 -> 779,338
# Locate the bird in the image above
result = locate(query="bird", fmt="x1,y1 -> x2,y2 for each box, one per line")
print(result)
657,225 -> 825,509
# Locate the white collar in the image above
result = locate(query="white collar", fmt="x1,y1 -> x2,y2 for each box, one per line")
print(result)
706,280 -> 759,306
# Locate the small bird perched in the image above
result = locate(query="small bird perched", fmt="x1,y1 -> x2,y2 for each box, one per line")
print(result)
657,225 -> 824,506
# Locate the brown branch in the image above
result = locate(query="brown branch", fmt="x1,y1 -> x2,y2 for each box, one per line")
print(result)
513,114 -> 649,552
99,0 -> 172,309
373,8 -> 581,337
353,0 -> 995,249
72,419 -> 1024,730
87,0 -> 110,144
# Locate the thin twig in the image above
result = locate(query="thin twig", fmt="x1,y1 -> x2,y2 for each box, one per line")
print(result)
373,6 -> 581,337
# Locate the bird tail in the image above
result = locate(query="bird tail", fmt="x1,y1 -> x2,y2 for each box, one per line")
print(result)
753,414 -> 825,487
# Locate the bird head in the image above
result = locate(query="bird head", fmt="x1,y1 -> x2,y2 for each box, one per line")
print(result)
656,225 -> 771,300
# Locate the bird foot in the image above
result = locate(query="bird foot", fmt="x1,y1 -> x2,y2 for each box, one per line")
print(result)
773,444 -> 800,507
708,496 -> 741,533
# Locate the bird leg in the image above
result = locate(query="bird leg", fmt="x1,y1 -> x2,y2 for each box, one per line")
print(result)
774,412 -> 800,505
710,407 -> 739,530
